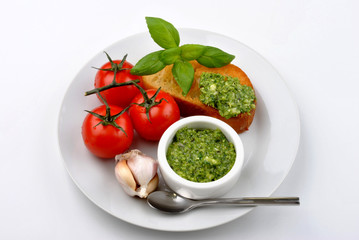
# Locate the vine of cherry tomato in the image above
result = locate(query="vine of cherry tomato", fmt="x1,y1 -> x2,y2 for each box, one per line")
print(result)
82,52 -> 180,159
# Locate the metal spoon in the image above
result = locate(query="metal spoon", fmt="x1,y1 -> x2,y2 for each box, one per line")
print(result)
147,191 -> 300,213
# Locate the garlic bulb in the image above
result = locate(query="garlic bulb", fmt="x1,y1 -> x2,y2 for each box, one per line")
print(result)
115,149 -> 159,198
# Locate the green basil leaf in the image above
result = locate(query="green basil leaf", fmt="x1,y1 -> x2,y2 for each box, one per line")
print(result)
172,60 -> 194,95
180,44 -> 206,61
159,47 -> 181,65
196,46 -> 235,68
145,17 -> 180,49
130,50 -> 166,76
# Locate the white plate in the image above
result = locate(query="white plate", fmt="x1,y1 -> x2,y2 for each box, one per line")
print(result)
57,29 -> 300,231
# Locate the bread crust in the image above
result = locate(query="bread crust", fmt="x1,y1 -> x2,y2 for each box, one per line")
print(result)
142,61 -> 256,133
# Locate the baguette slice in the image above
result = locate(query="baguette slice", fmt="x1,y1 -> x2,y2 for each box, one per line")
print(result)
142,61 -> 256,133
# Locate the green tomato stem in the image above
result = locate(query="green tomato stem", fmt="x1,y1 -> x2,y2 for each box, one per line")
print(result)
85,52 -> 140,96
85,91 -> 129,136
131,82 -> 168,122
85,79 -> 140,96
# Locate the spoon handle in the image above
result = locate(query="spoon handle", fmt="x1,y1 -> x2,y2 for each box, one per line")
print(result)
198,197 -> 300,207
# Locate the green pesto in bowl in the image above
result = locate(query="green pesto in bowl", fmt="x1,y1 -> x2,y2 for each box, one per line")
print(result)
166,127 -> 236,183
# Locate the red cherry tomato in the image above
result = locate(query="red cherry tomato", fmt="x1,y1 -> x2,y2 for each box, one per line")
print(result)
82,105 -> 133,159
94,60 -> 143,107
129,89 -> 180,141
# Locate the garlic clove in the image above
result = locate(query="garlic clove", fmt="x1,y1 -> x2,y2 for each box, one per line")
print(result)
135,173 -> 160,198
146,174 -> 159,195
115,149 -> 159,198
127,151 -> 158,186
114,159 -> 138,197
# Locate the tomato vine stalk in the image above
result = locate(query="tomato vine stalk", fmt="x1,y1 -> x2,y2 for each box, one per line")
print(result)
84,52 -> 167,124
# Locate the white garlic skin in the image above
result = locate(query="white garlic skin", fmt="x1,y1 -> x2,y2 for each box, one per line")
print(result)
115,149 -> 159,198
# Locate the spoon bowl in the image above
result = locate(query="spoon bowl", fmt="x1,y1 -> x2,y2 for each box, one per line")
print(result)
147,191 -> 300,214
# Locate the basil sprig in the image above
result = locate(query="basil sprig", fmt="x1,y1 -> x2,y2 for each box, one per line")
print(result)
131,17 -> 235,95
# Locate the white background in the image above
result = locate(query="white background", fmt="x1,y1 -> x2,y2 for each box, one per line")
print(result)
1,0 -> 359,239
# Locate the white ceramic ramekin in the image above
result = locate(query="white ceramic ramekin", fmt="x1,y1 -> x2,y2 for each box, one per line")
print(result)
157,116 -> 244,199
